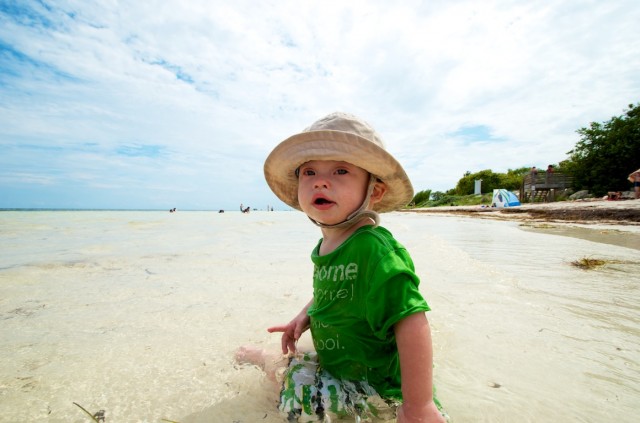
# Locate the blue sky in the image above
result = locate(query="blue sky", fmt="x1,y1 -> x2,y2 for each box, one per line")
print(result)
1,1 -> 639,210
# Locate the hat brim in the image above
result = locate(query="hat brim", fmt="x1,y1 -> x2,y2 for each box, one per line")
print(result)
264,130 -> 414,212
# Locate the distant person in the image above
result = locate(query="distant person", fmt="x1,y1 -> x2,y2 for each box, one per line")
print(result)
236,112 -> 446,422
607,191 -> 622,201
629,169 -> 640,199
530,166 -> 538,202
545,164 -> 554,185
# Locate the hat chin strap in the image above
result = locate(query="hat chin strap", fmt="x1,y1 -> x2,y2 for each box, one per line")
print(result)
307,174 -> 380,230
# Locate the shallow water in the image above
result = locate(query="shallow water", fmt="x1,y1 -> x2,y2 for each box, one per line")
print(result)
0,211 -> 638,422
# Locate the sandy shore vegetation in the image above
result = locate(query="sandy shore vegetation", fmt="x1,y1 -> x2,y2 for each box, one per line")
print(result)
404,199 -> 640,225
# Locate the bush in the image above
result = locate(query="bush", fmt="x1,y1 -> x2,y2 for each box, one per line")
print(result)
413,193 -> 492,208
453,168 -> 528,195
411,189 -> 432,207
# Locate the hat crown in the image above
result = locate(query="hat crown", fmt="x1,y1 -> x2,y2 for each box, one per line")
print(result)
304,112 -> 385,149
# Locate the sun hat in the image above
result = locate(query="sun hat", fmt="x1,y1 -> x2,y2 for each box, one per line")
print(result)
264,112 -> 414,213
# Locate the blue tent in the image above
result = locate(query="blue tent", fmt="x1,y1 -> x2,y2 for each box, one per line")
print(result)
492,189 -> 521,208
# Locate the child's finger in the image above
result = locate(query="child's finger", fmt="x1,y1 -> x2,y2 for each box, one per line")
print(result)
281,335 -> 290,354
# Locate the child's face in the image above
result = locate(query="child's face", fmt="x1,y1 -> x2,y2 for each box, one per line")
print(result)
297,160 -> 370,226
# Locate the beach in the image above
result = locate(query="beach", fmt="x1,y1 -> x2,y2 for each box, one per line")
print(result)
0,209 -> 639,422
405,198 -> 640,225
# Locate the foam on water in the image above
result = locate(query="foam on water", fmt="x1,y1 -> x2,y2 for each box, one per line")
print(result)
0,211 -> 638,422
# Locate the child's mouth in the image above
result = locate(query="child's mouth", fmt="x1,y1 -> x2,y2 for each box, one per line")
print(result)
313,196 -> 335,209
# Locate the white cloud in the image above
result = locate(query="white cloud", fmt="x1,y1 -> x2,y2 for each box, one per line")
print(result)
1,0 -> 639,209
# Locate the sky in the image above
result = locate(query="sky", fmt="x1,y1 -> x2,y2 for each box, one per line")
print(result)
1,0 -> 639,210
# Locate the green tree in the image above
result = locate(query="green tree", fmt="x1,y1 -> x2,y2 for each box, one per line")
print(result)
411,189 -> 432,206
431,191 -> 446,201
454,169 -> 503,195
563,103 -> 640,196
501,167 -> 530,190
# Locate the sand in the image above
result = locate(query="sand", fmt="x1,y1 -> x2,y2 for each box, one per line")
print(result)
1,210 -> 639,422
404,198 -> 640,225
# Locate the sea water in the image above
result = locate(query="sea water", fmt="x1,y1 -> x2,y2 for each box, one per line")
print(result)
0,211 -> 638,422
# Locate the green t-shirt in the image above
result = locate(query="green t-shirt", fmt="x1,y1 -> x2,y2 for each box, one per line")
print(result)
307,225 -> 430,399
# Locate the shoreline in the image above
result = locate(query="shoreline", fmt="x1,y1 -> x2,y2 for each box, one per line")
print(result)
403,198 -> 640,226
402,199 -> 640,250
1,210 -> 639,421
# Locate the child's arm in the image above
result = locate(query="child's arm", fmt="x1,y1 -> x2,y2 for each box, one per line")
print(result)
395,312 -> 445,423
267,298 -> 313,354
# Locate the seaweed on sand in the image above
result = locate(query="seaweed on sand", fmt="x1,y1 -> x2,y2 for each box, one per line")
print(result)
73,403 -> 104,422
73,402 -> 180,422
571,257 -> 607,269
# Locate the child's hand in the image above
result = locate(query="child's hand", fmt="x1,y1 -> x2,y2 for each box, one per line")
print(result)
267,304 -> 311,354
266,323 -> 298,355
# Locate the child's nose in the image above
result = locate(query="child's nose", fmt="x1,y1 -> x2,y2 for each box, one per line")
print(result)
313,174 -> 330,189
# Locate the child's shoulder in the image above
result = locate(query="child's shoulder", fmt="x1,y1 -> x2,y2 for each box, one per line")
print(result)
350,225 -> 401,250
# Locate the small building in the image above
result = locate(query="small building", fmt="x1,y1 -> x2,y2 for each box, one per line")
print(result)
520,172 -> 573,202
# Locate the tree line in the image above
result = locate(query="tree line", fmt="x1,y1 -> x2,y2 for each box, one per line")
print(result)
412,102 -> 640,206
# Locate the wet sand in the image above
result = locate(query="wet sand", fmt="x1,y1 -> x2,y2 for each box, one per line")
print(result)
1,210 -> 638,422
404,199 -> 640,225
404,199 -> 640,251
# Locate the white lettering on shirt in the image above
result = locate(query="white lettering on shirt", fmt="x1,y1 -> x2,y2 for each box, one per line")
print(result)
312,262 -> 358,351
314,262 -> 358,282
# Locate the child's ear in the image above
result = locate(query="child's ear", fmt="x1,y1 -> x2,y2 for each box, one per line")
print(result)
369,181 -> 387,205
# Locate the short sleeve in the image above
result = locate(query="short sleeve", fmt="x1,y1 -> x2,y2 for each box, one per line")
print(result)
364,249 -> 430,339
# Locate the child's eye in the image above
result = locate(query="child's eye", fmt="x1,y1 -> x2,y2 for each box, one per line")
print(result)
302,169 -> 315,176
336,169 -> 348,175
